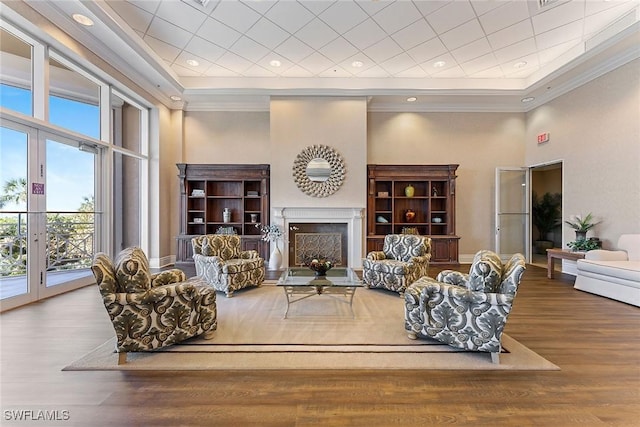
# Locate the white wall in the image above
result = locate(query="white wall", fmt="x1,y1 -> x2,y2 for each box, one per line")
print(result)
269,97 -> 368,210
367,112 -> 526,258
183,111 -> 271,164
525,59 -> 640,249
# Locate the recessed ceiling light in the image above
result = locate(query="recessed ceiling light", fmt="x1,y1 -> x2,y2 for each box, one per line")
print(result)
406,97 -> 417,102
72,13 -> 94,26
433,61 -> 446,68
270,60 -> 281,67
170,95 -> 182,101
514,61 -> 527,69
351,61 -> 363,68
186,59 -> 199,67
521,97 -> 535,103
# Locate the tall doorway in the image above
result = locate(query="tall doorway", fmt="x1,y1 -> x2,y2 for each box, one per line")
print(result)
531,161 -> 563,268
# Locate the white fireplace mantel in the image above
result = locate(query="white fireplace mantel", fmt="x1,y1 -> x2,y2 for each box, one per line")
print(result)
272,207 -> 365,268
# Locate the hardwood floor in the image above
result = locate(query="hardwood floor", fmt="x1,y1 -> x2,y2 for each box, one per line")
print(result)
1,264 -> 639,426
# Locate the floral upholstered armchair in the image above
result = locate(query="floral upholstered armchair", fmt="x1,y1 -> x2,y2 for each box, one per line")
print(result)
192,234 -> 265,297
91,247 -> 217,364
362,234 -> 432,295
404,250 -> 526,363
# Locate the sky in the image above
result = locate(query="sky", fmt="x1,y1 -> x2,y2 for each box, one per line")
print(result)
1,84 -> 97,212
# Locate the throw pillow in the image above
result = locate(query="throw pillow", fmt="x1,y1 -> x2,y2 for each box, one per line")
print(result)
114,247 -> 151,293
467,250 -> 502,292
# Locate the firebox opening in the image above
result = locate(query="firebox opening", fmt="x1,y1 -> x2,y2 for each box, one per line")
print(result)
289,223 -> 348,267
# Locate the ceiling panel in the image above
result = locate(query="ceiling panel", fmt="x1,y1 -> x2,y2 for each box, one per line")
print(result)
29,0 -> 638,110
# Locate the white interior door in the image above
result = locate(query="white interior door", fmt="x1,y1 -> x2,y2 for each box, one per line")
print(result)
495,167 -> 530,261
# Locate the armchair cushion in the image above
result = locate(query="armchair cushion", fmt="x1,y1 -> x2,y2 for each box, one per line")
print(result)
200,235 -> 241,259
383,234 -> 428,262
114,247 -> 151,293
467,250 -> 503,293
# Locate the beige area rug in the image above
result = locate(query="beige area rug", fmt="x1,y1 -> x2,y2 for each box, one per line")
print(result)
65,284 -> 558,371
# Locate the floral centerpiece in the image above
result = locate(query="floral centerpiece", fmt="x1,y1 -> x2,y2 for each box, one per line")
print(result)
255,223 -> 283,245
302,254 -> 334,276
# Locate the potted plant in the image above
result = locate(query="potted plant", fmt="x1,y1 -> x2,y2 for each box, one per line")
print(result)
564,213 -> 600,240
532,192 -> 562,254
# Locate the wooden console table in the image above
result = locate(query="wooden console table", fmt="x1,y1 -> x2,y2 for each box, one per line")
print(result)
546,248 -> 585,279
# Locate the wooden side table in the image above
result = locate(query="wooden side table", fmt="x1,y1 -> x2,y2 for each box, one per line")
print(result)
546,248 -> 586,279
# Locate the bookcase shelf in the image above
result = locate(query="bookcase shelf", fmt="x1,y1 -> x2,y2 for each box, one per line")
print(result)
176,164 -> 270,266
367,164 -> 459,264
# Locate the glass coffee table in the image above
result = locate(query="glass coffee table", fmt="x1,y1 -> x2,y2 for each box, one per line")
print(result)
276,267 -> 363,318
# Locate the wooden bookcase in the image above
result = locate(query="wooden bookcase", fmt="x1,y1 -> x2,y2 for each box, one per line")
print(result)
366,164 -> 459,264
176,164 -> 270,267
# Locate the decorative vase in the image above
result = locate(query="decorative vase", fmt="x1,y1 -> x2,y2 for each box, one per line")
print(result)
404,209 -> 416,222
404,184 -> 415,197
268,244 -> 282,271
575,231 -> 587,240
223,208 -> 231,223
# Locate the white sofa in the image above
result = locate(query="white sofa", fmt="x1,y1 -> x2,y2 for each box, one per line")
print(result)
574,234 -> 640,307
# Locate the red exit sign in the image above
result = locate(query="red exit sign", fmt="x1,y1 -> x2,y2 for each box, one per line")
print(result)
537,132 -> 550,144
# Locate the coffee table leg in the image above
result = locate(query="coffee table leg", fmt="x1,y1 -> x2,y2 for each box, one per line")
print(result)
547,254 -> 555,279
348,287 -> 356,319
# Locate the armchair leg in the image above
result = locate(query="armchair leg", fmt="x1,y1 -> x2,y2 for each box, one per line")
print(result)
203,330 -> 215,340
118,352 -> 127,365
225,290 -> 234,298
407,332 -> 417,340
491,352 -> 500,364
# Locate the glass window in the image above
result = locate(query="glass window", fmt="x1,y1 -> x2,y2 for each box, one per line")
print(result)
45,138 -> 95,281
49,56 -> 100,139
0,28 -> 32,115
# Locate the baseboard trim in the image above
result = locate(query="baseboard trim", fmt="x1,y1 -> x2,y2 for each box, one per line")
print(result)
149,255 -> 176,269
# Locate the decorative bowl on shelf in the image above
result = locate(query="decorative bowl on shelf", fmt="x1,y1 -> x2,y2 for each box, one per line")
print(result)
432,217 -> 442,223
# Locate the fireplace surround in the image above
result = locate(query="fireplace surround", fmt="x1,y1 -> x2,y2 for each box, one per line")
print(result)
271,207 -> 365,268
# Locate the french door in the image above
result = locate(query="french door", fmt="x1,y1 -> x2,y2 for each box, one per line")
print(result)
0,119 -> 99,310
495,167 -> 530,262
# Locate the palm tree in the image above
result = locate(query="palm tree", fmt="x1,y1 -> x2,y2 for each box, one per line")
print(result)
0,177 -> 27,208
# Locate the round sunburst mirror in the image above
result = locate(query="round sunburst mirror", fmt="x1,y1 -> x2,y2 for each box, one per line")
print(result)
292,145 -> 346,198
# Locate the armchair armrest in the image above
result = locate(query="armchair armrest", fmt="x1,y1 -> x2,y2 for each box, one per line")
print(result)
405,276 -> 439,304
366,251 -> 386,261
408,254 -> 431,264
150,269 -> 187,287
584,250 -> 628,261
240,250 -> 260,259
